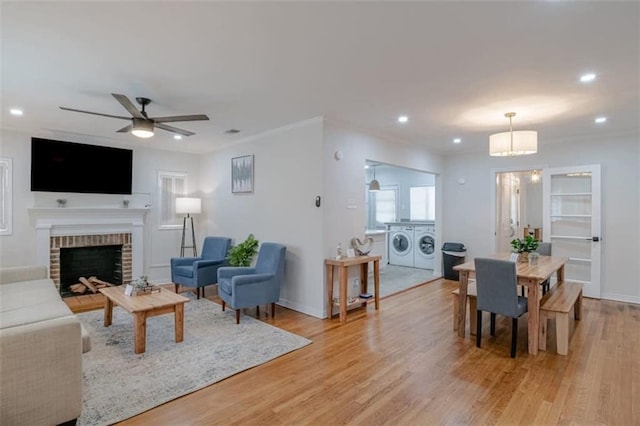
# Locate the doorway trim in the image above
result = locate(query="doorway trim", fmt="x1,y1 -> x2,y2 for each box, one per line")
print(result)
490,165 -> 548,253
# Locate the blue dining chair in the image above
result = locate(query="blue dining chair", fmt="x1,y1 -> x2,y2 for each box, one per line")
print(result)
171,236 -> 232,299
216,242 -> 287,324
475,258 -> 528,358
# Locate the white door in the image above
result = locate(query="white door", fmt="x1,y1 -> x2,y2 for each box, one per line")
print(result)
543,165 -> 601,298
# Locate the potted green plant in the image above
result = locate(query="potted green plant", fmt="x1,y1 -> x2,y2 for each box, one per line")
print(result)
227,234 -> 259,267
510,235 -> 539,263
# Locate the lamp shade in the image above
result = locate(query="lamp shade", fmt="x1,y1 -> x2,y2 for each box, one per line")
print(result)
489,130 -> 537,156
369,179 -> 381,191
175,197 -> 201,214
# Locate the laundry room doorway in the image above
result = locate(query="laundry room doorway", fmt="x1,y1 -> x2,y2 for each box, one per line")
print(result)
365,160 -> 439,298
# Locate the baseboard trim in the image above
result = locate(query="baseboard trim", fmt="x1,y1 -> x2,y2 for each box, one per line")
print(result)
277,297 -> 324,319
601,293 -> 640,305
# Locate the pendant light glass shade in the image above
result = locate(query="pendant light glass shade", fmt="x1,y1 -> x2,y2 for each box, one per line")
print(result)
489,112 -> 537,156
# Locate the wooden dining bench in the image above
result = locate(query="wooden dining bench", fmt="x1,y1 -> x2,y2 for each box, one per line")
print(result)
538,281 -> 583,355
452,281 -> 477,335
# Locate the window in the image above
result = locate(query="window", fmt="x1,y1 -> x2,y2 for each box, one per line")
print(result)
410,185 -> 435,221
157,171 -> 187,229
368,186 -> 398,229
0,158 -> 12,235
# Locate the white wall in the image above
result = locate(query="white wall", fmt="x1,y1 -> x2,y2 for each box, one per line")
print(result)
199,118 -> 325,317
323,122 -> 444,313
0,129 -> 200,283
442,134 -> 640,303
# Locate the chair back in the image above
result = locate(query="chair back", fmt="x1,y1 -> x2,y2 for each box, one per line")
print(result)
255,242 -> 287,278
474,258 -> 519,318
537,242 -> 552,256
201,237 -> 232,260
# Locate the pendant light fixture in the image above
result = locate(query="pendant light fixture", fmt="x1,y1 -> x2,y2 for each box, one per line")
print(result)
369,164 -> 381,191
489,112 -> 537,156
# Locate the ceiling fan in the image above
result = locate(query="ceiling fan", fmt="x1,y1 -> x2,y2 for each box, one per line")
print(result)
59,93 -> 209,138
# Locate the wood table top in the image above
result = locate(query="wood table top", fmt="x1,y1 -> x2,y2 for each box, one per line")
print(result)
325,255 -> 382,267
453,252 -> 569,281
99,285 -> 190,313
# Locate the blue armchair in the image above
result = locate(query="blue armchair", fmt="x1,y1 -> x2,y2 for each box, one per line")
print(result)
217,242 -> 287,324
171,236 -> 232,299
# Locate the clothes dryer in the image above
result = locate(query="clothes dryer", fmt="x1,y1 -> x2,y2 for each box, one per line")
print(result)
414,224 -> 436,269
388,225 -> 414,267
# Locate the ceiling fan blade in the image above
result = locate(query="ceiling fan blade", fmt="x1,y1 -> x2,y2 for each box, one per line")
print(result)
59,106 -> 130,120
151,114 -> 210,123
111,93 -> 144,118
155,123 -> 195,137
116,123 -> 133,133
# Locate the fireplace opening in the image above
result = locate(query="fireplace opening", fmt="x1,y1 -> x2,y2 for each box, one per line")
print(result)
60,245 -> 123,297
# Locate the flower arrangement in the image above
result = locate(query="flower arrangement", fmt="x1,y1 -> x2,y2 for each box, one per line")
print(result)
510,235 -> 539,253
132,275 -> 149,289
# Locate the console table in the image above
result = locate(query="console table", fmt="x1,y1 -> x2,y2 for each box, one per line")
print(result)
325,255 -> 381,324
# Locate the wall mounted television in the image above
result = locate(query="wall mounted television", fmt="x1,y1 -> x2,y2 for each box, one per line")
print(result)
31,137 -> 133,195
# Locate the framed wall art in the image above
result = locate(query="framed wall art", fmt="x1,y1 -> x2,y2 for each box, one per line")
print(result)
231,154 -> 254,193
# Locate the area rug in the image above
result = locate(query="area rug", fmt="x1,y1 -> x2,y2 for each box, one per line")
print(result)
76,294 -> 312,426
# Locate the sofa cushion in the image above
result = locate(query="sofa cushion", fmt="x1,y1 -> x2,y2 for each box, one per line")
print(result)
0,279 -> 62,313
173,265 -> 194,278
0,301 -> 74,329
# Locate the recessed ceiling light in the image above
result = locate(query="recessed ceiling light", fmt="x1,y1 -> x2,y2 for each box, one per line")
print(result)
594,116 -> 607,124
397,115 -> 409,123
580,73 -> 596,83
10,108 -> 23,116
173,135 -> 182,140
453,138 -> 462,144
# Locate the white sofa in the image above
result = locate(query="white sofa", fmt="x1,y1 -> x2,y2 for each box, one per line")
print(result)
0,265 -> 91,426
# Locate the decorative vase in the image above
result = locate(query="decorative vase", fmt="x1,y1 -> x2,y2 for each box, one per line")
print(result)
528,251 -> 539,265
517,252 -> 529,263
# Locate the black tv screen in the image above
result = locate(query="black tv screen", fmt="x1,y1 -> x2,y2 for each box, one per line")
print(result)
31,138 -> 133,195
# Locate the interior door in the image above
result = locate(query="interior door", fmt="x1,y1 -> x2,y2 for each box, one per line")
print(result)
543,165 -> 601,298
496,173 -> 520,252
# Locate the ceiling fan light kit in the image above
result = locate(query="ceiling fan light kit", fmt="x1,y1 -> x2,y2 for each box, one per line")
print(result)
59,93 -> 209,139
489,112 -> 537,156
131,118 -> 154,138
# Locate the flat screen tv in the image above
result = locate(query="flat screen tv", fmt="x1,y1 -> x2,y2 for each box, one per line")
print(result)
31,137 -> 133,195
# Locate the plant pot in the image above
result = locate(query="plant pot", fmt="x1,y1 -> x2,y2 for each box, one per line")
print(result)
517,252 -> 529,263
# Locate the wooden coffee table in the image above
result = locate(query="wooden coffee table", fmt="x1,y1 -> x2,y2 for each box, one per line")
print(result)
99,286 -> 190,354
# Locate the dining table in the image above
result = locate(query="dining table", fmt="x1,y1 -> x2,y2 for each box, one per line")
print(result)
453,253 -> 569,355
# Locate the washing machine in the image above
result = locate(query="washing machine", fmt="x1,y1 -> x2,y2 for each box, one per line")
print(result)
414,224 -> 436,269
388,224 -> 415,267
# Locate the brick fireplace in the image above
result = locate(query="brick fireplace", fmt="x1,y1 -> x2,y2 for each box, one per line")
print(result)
50,233 -> 132,296
30,207 -> 147,294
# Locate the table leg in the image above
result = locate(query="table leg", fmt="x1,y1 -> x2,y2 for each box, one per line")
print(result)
526,278 -> 540,355
339,265 -> 348,324
360,263 -> 369,294
134,311 -> 147,354
104,297 -> 113,327
373,259 -> 380,310
457,271 -> 469,337
326,265 -> 334,319
360,262 -> 369,307
557,263 -> 565,285
175,303 -> 184,343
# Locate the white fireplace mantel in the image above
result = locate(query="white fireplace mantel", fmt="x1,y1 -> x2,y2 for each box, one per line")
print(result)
29,207 -> 149,277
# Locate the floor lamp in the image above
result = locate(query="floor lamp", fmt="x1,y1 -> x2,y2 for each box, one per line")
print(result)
176,197 -> 201,257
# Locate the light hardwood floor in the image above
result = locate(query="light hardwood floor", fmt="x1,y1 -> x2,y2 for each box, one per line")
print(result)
69,280 -> 639,425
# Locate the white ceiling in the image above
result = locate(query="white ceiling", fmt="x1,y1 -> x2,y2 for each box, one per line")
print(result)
2,1 -> 638,155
